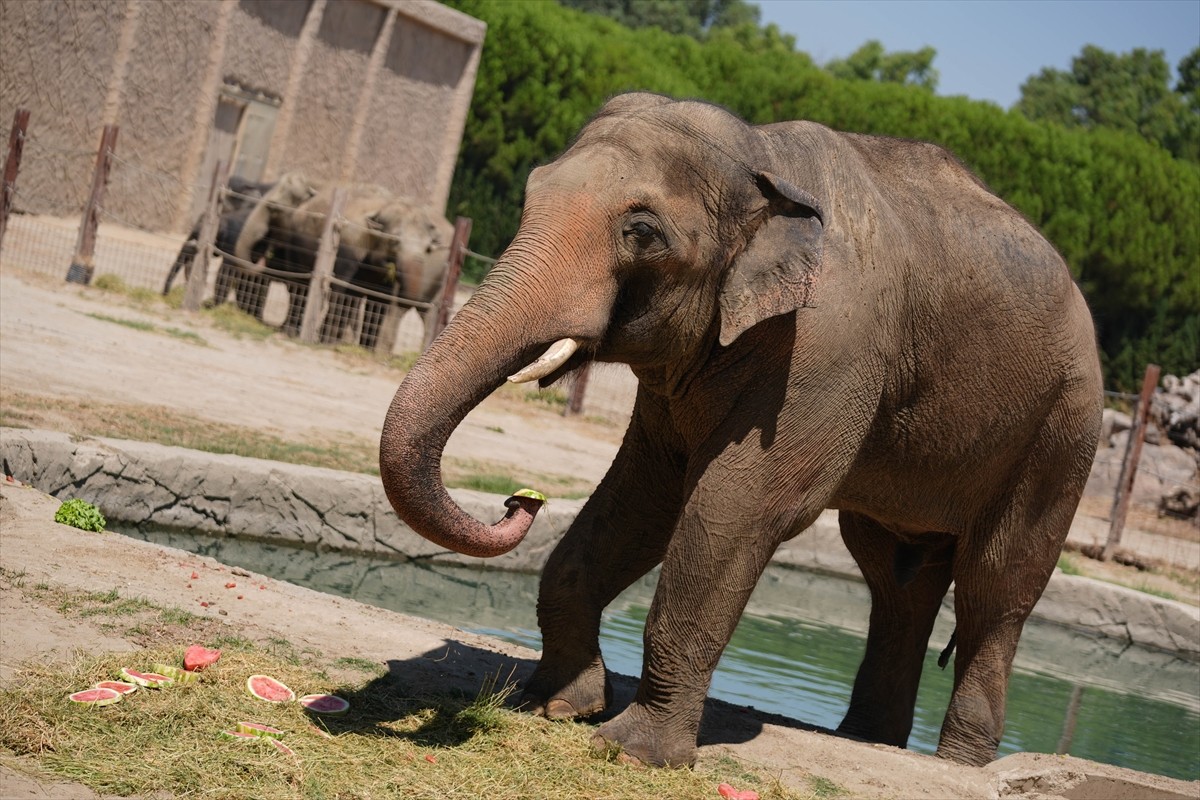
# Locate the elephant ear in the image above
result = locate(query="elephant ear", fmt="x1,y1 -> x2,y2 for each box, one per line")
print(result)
718,172 -> 826,347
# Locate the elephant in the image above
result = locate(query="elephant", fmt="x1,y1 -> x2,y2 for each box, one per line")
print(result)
234,177 -> 452,348
162,175 -> 274,314
378,93 -> 1104,769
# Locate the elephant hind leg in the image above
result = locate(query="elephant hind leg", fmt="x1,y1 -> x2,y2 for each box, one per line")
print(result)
837,512 -> 955,748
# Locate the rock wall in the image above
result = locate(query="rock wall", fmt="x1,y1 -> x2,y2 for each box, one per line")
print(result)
2,427 -> 1197,657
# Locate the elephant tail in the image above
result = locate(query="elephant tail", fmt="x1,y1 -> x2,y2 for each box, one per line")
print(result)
938,630 -> 957,669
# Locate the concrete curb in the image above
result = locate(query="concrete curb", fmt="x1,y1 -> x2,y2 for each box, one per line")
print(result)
3,427 -> 1197,658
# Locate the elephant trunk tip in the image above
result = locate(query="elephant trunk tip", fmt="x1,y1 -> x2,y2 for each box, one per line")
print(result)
457,492 -> 545,558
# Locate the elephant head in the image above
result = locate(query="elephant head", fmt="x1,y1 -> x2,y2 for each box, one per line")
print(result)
379,93 -> 827,557
233,170 -> 321,264
365,201 -> 454,302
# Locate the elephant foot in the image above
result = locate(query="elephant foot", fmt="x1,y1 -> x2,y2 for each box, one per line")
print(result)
591,705 -> 697,768
518,654 -> 611,719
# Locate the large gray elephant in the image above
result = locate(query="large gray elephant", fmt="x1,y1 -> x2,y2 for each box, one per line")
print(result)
235,176 -> 451,348
378,93 -> 1103,768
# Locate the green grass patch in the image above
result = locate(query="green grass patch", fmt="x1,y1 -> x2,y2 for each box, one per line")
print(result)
203,303 -> 276,340
1056,554 -> 1082,576
85,312 -> 154,332
0,647 -> 808,800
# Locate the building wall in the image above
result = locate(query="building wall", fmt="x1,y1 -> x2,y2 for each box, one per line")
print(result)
0,0 -> 483,232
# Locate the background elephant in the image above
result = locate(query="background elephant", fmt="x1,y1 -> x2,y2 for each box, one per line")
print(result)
378,93 -> 1103,769
162,175 -> 274,314
235,179 -> 452,348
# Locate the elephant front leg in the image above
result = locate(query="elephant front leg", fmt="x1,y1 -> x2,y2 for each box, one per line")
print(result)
522,393 -> 685,720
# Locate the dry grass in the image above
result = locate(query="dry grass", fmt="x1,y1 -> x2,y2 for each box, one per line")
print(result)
0,582 -> 820,800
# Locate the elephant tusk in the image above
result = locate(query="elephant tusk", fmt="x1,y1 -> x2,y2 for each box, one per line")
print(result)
507,338 -> 580,384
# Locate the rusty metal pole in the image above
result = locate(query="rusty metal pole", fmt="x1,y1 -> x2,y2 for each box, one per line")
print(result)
0,108 -> 30,255
565,363 -> 591,416
182,160 -> 229,311
425,216 -> 471,350
299,187 -> 346,344
1102,363 -> 1161,561
66,124 -> 119,284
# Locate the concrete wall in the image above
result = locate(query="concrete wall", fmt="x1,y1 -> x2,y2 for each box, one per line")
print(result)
3,427 -> 1197,658
0,0 -> 483,232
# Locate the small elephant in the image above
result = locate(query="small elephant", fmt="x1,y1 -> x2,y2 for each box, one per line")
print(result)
378,93 -> 1103,768
162,175 -> 274,314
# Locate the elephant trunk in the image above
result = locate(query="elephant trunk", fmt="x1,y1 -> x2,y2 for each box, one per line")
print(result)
233,198 -> 271,264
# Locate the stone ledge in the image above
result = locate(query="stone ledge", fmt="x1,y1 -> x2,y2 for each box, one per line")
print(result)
2,427 -> 1197,657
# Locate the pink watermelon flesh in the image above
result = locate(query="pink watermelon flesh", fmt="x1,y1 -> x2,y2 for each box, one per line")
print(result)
246,674 -> 295,702
299,694 -> 349,714
69,687 -> 121,706
184,645 -> 221,671
270,739 -> 295,756
221,729 -> 259,741
236,721 -> 285,739
94,680 -> 138,695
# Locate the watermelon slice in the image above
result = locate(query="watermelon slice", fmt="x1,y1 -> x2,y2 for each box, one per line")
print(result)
120,668 -> 173,688
184,645 -> 221,671
153,663 -> 199,685
269,739 -> 295,756
299,694 -> 349,715
236,721 -> 285,739
221,729 -> 260,741
93,680 -> 138,696
69,687 -> 121,706
246,674 -> 295,703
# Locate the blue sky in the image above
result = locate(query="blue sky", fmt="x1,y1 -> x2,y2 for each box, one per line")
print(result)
755,0 -> 1200,108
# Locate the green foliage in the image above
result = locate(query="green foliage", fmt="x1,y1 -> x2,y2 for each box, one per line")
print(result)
558,0 -> 762,39
1017,45 -> 1200,162
54,499 -> 106,532
446,1 -> 1199,389
826,39 -> 939,91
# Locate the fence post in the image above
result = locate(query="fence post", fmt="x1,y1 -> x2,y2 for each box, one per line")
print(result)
1102,363 -> 1161,561
0,108 -> 30,256
66,124 -> 119,285
565,363 -> 591,416
182,160 -> 228,311
425,216 -> 471,350
299,187 -> 346,344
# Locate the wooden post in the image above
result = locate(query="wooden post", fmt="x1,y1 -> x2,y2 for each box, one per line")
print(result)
1102,363 -> 1161,561
299,187 -> 346,344
66,124 -> 119,284
565,363 -> 591,417
182,160 -> 228,311
425,216 -> 471,350
0,108 -> 30,255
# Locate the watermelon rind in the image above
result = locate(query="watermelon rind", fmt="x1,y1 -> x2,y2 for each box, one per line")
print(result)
120,668 -> 173,688
69,687 -> 121,706
221,729 -> 260,741
246,674 -> 295,703
93,680 -> 138,696
236,721 -> 285,739
153,663 -> 199,685
299,694 -> 349,715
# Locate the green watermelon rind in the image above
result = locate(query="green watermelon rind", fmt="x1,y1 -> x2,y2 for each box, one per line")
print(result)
68,687 -> 122,706
120,667 -> 173,688
236,721 -> 286,739
152,663 -> 199,685
221,729 -> 260,742
299,694 -> 350,715
245,674 -> 295,703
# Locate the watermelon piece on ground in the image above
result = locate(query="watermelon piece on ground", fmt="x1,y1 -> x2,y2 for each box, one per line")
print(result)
270,739 -> 296,756
93,680 -> 138,696
184,645 -> 221,671
246,674 -> 295,703
299,694 -> 349,715
153,663 -> 199,685
120,668 -> 173,688
221,729 -> 260,741
69,687 -> 121,706
236,721 -> 285,739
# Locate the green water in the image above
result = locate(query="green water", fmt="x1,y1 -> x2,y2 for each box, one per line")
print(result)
119,526 -> 1200,781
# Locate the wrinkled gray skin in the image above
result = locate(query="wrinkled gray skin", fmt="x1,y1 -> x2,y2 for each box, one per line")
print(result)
378,93 -> 1103,768
235,176 -> 451,346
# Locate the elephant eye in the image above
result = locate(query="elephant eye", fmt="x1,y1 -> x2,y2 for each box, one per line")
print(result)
624,220 -> 660,247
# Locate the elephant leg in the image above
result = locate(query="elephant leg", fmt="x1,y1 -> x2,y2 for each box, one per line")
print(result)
937,460 -> 1086,765
360,298 -> 386,350
283,284 -> 305,336
836,512 -> 954,747
521,391 -> 686,721
321,291 -> 356,344
212,260 -> 236,307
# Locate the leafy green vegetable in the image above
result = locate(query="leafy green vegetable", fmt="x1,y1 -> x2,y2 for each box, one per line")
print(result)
54,499 -> 106,532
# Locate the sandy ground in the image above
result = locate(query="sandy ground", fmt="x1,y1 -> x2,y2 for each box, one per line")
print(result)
1,266 -> 1198,799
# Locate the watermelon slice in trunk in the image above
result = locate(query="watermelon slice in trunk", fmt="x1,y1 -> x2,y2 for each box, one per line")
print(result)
299,694 -> 349,715
183,645 -> 221,671
120,668 -> 173,688
93,680 -> 138,696
69,687 -> 121,706
246,674 -> 295,703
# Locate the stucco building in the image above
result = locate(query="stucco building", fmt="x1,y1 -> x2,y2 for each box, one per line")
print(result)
0,0 -> 484,232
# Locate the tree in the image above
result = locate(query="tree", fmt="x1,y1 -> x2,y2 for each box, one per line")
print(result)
558,0 -> 761,39
1017,45 -> 1198,162
825,40 -> 939,91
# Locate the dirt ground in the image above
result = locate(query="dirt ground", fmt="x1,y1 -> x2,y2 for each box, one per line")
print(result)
1,266 -> 1197,799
